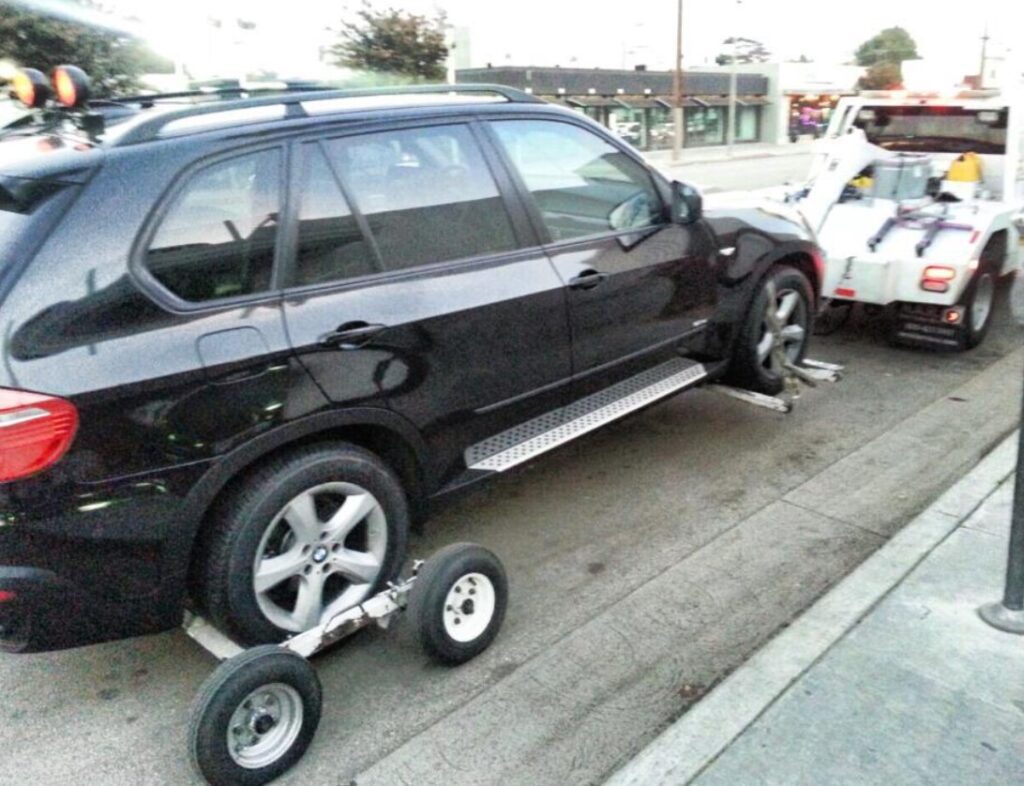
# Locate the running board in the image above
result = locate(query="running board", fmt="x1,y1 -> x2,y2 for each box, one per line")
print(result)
466,358 -> 707,472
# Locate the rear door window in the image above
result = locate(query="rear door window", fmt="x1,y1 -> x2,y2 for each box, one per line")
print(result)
323,125 -> 519,271
291,143 -> 379,287
144,148 -> 281,303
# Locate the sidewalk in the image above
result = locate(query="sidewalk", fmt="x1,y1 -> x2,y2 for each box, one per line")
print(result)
607,432 -> 1023,786
644,140 -> 814,168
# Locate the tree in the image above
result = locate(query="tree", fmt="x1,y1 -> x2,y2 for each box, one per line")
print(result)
858,61 -> 903,90
715,37 -> 771,66
854,26 -> 918,67
854,26 -> 918,90
0,0 -> 157,95
331,3 -> 449,81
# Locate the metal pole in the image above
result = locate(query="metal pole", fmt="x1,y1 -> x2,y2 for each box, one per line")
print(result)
671,0 -> 684,162
978,356 -> 1024,634
726,37 -> 737,156
726,1 -> 742,157
978,23 -> 989,89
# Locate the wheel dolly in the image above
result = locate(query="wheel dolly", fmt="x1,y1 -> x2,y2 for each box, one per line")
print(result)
709,279 -> 844,413
183,543 -> 508,786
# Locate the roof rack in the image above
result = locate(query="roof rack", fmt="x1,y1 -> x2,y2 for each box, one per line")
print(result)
110,83 -> 332,107
112,83 -> 542,146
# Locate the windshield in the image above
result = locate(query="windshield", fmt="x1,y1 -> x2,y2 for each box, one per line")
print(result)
852,105 -> 1008,154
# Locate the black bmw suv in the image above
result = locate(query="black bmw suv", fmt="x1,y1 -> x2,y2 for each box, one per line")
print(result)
0,75 -> 822,653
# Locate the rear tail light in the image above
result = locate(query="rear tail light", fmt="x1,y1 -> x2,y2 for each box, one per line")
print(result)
921,265 -> 955,293
0,388 -> 78,482
923,266 -> 955,281
0,591 -> 15,603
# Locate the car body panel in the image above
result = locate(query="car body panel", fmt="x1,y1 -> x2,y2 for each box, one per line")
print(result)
0,95 -> 822,651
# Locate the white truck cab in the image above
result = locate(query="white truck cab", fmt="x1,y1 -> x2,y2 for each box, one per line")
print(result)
789,88 -> 1023,349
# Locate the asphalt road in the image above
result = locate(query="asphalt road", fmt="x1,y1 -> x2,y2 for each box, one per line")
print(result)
653,149 -> 814,193
2,158 -> 1021,786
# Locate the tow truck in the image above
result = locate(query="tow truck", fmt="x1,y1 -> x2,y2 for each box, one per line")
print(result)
783,88 -> 1024,349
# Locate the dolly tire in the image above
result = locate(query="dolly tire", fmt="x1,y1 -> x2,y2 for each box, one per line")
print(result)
188,646 -> 322,786
409,543 -> 508,665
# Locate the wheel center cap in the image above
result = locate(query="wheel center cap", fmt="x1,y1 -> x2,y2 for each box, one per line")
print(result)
312,546 -> 329,564
251,712 -> 276,735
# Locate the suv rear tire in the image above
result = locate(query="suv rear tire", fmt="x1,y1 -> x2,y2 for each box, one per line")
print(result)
727,265 -> 814,395
195,443 -> 409,646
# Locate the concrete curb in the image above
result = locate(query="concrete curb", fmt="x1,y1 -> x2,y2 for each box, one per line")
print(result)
604,431 -> 1019,786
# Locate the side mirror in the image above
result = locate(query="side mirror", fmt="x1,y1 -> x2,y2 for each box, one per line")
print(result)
671,180 -> 703,225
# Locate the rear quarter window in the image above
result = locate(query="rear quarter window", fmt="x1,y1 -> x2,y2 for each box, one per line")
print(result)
143,148 -> 282,303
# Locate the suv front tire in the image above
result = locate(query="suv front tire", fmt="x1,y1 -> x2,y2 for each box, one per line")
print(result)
727,265 -> 814,395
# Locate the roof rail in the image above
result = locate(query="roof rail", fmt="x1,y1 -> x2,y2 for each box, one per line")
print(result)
110,83 -> 332,106
112,83 -> 543,146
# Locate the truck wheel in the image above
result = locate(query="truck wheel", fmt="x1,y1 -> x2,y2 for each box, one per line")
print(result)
195,444 -> 410,646
408,543 -> 508,666
956,267 -> 996,350
189,646 -> 321,786
727,265 -> 814,395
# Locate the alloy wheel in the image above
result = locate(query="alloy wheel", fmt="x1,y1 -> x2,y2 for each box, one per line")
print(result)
252,482 -> 388,632
757,285 -> 808,373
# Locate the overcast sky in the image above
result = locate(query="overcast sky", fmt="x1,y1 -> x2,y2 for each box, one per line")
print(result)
20,0 -> 1024,77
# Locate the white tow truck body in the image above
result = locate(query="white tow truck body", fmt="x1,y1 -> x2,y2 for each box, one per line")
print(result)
785,88 -> 1023,347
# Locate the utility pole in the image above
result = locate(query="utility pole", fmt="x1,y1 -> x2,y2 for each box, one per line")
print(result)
726,37 -> 738,155
671,0 -> 684,162
978,23 -> 989,88
725,1 -> 743,157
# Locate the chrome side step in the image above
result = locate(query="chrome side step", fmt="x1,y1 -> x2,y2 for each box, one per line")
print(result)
466,358 -> 707,472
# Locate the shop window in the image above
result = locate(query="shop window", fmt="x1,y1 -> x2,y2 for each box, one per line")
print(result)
735,105 -> 760,142
685,107 -> 725,147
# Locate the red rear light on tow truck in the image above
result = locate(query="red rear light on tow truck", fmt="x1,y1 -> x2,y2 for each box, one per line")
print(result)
921,266 -> 956,293
0,388 -> 78,482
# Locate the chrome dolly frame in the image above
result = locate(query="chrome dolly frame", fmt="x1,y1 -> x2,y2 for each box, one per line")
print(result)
184,543 -> 508,786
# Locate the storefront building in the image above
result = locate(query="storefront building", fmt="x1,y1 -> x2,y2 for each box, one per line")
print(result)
456,66 -> 770,150
738,62 -> 864,145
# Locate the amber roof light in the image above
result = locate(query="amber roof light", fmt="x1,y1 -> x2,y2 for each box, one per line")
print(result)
11,68 -> 50,108
52,65 -> 90,109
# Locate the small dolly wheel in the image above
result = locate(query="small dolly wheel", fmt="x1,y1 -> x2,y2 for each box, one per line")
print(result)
409,542 -> 508,665
188,646 -> 322,786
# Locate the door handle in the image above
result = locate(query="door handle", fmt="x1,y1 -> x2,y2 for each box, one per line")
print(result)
319,321 -> 386,349
568,269 -> 609,290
